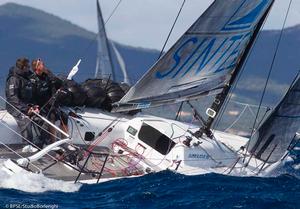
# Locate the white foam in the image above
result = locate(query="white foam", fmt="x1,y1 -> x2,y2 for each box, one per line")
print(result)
0,160 -> 81,193
293,163 -> 300,170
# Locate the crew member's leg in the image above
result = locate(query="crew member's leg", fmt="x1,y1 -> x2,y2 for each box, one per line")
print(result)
31,115 -> 47,148
59,110 -> 69,136
15,115 -> 33,145
48,110 -> 57,143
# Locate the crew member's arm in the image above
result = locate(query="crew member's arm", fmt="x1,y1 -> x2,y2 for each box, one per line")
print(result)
46,68 -> 63,94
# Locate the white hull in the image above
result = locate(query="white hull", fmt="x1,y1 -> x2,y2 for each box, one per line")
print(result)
0,108 -> 284,183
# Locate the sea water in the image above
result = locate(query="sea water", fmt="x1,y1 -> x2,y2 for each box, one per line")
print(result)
0,167 -> 80,193
0,158 -> 299,209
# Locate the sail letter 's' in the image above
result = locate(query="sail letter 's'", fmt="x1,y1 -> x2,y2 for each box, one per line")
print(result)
113,0 -> 275,112
156,37 -> 198,79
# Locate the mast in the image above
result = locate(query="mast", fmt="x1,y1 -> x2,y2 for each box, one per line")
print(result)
95,0 -> 115,80
196,1 -> 275,138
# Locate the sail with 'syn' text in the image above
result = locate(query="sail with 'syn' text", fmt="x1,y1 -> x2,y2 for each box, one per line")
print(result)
113,0 -> 274,112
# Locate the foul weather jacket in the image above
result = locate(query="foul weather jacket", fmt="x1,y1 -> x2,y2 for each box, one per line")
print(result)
5,67 -> 34,117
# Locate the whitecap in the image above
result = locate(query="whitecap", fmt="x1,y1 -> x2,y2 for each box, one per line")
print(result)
293,164 -> 300,170
0,160 -> 81,193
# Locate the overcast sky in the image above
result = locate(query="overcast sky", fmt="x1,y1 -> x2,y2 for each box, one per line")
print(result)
0,0 -> 299,50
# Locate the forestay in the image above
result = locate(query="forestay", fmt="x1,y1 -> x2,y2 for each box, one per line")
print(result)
113,0 -> 275,112
95,0 -> 115,80
248,75 -> 300,163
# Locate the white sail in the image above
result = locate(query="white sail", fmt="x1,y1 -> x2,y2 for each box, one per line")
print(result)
113,0 -> 275,112
95,0 -> 115,80
111,42 -> 131,85
248,75 -> 300,163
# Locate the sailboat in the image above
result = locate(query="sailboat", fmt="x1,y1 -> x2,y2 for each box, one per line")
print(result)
94,0 -> 130,85
0,0 -> 299,183
73,0 -> 131,112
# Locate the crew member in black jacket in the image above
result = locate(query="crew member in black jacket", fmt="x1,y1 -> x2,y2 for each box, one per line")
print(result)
5,57 -> 40,146
31,58 -> 68,143
31,58 -> 56,108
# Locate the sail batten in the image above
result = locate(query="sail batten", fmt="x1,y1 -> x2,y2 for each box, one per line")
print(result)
113,0 -> 275,112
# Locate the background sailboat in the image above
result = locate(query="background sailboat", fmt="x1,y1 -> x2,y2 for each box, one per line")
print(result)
56,0 -> 131,110
95,0 -> 130,85
94,0 -> 115,80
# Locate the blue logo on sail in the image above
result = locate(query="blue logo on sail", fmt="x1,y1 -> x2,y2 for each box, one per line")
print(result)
222,0 -> 269,31
154,0 -> 271,80
155,34 -> 248,79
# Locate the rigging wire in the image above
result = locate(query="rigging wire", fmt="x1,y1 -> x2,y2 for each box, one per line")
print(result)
224,105 -> 248,132
247,0 -> 293,146
159,0 -> 186,119
104,0 -> 123,25
157,0 -> 186,60
212,2 -> 276,134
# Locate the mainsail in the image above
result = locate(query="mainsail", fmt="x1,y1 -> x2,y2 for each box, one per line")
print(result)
247,75 -> 300,163
95,0 -> 115,80
113,0 -> 275,112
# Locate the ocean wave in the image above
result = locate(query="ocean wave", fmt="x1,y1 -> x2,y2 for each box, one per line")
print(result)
0,160 -> 81,193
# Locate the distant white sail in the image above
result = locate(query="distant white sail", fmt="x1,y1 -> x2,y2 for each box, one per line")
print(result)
248,75 -> 300,163
113,0 -> 275,112
111,42 -> 131,85
95,0 -> 115,80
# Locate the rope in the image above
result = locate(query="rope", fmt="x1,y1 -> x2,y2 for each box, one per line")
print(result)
157,0 -> 186,60
224,105 -> 248,132
230,100 -> 269,109
248,105 -> 258,119
84,118 -> 122,157
224,101 -> 271,132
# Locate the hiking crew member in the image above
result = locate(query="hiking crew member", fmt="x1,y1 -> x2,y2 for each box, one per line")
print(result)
31,58 -> 55,108
31,58 -> 68,143
5,57 -> 41,147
